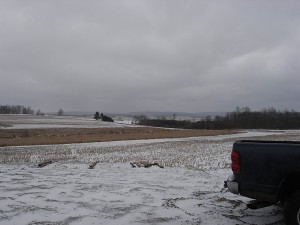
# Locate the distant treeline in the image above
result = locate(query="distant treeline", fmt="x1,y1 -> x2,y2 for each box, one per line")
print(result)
136,107 -> 300,130
0,105 -> 34,114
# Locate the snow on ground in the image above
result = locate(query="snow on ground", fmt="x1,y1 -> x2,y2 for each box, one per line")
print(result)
0,163 -> 283,225
0,115 -> 130,129
1,130 -> 298,225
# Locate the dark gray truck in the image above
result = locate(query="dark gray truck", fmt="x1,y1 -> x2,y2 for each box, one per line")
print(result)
225,140 -> 300,225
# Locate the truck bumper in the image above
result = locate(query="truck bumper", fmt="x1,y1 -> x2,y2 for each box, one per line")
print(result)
226,175 -> 239,194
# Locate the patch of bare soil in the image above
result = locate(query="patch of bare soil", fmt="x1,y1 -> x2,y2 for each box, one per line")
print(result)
0,127 -> 239,147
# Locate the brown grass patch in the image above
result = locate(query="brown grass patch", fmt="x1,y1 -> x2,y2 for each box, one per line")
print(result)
0,127 -> 239,147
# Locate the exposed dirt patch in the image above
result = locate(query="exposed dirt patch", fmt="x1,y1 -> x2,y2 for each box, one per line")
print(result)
0,127 -> 239,147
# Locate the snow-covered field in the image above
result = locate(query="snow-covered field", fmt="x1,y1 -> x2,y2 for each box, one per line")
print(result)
0,114 -> 130,129
1,130 -> 299,225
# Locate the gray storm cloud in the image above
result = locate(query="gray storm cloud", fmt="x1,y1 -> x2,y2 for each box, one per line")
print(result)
0,0 -> 299,113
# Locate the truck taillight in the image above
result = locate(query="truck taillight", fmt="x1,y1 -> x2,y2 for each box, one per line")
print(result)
231,150 -> 240,174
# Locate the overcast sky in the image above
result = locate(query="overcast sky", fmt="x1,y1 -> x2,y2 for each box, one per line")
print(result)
0,1 -> 300,113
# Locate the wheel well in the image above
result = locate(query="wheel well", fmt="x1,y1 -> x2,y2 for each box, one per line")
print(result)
279,173 -> 300,201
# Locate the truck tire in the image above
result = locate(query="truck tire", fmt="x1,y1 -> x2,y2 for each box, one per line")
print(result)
284,191 -> 300,225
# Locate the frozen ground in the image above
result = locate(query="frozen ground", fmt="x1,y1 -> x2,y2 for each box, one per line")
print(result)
1,130 -> 299,225
0,115 -> 130,129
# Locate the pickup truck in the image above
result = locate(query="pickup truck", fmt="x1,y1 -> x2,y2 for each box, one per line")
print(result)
225,140 -> 300,225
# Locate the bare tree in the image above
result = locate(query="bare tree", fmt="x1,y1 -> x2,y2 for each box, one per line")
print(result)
36,109 -> 44,116
57,108 -> 64,116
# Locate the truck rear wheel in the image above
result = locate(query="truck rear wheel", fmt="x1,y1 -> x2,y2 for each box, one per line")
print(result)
284,191 -> 300,225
